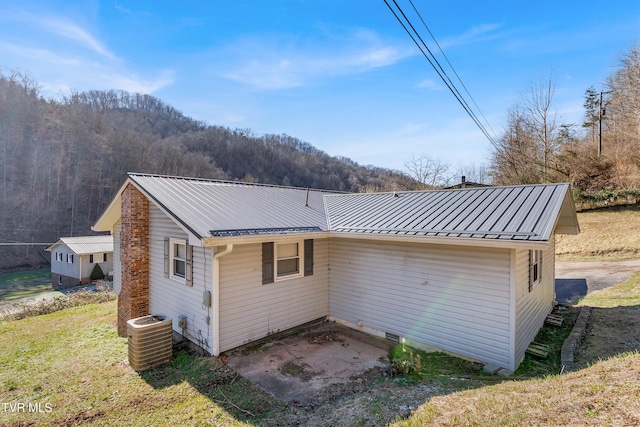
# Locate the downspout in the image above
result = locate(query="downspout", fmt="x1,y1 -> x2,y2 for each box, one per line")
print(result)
212,244 -> 233,356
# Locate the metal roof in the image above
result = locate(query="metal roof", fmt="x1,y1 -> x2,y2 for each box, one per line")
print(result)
128,174 -> 335,239
93,174 -> 578,246
324,183 -> 578,242
46,235 -> 113,254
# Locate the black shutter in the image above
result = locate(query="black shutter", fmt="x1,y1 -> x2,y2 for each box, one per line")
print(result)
185,244 -> 193,286
262,242 -> 274,284
164,238 -> 170,278
304,239 -> 314,276
528,250 -> 533,292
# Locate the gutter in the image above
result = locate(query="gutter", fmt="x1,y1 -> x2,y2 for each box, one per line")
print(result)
212,244 -> 233,356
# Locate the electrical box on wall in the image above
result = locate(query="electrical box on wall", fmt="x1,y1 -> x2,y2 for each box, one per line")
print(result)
203,290 -> 211,307
178,315 -> 187,329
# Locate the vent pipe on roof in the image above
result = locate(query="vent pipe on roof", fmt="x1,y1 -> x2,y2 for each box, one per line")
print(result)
305,188 -> 310,207
461,176 -> 466,189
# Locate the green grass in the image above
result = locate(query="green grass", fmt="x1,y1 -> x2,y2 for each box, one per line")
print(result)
0,300 -> 279,426
578,271 -> 640,308
0,269 -> 52,301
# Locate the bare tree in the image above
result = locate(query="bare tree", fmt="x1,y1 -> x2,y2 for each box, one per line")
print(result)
404,154 -> 451,188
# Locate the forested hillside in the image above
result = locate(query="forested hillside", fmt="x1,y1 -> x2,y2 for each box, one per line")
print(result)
0,73 -> 412,271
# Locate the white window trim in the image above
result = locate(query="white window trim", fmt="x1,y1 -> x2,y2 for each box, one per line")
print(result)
170,238 -> 187,283
274,240 -> 304,282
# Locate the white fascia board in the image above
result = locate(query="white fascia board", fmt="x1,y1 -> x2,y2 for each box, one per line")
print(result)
327,231 -> 551,250
202,231 -> 331,247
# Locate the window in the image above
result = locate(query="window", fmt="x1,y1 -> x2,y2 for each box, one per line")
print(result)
67,254 -> 74,263
89,254 -> 94,263
103,253 -> 107,262
262,239 -> 314,284
529,250 -> 543,291
164,238 -> 192,285
277,242 -> 300,278
173,240 -> 187,279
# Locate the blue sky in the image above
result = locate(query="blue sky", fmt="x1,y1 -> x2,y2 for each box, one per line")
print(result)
1,1 -> 639,173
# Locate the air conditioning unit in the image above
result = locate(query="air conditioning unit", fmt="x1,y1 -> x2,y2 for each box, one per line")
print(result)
127,315 -> 172,371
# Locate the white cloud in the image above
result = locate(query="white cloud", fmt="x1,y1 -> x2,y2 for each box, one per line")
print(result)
441,23 -> 503,48
0,8 -> 174,96
417,78 -> 442,90
219,30 -> 415,90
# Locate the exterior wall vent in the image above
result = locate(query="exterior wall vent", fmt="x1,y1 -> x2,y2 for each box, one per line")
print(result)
127,315 -> 172,371
385,332 -> 400,343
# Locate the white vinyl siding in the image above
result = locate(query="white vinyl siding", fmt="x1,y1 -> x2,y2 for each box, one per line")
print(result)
218,239 -> 329,352
328,238 -> 512,368
514,235 -> 556,368
50,245 -> 81,280
148,204 -> 214,354
113,219 -> 122,295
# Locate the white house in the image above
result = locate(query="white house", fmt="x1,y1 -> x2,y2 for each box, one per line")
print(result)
93,173 -> 579,372
46,235 -> 114,289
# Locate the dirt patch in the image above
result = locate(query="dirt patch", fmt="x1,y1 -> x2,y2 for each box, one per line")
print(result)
575,305 -> 640,368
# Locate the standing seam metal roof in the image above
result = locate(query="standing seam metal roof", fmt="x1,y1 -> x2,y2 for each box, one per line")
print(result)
128,174 -> 335,238
120,174 -> 576,243
47,235 -> 114,254
323,183 -> 574,241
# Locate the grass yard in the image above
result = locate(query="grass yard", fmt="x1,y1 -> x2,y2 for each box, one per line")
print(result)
556,204 -> 640,260
0,269 -> 51,301
0,300 -> 279,426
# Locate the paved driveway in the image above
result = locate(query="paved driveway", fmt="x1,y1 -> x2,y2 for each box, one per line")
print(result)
555,260 -> 640,304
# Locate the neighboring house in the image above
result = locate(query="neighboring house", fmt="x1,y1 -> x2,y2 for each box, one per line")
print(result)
46,235 -> 114,289
93,173 -> 579,372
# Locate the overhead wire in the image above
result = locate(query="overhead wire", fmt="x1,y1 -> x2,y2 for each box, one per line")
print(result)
383,0 -> 499,147
407,0 -> 499,143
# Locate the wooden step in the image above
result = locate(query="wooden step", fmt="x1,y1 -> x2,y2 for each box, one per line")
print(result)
545,314 -> 563,327
526,342 -> 549,358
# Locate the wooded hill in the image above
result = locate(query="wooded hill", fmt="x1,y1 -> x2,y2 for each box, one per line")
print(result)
0,73 -> 413,271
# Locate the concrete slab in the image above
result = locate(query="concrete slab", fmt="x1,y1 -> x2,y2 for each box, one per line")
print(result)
226,321 -> 392,406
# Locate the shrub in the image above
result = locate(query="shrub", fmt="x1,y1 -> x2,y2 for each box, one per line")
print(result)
90,263 -> 105,281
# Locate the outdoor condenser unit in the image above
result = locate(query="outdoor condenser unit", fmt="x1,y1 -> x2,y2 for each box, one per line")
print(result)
127,315 -> 172,371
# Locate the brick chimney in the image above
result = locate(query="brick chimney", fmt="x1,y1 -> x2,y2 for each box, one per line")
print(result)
118,183 -> 150,336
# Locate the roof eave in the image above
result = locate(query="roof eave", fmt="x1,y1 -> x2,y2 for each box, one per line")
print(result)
202,231 -> 331,247
92,179 -> 130,232
327,231 -> 551,249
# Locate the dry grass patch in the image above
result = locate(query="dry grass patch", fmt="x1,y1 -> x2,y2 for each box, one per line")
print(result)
556,204 -> 640,260
393,352 -> 640,426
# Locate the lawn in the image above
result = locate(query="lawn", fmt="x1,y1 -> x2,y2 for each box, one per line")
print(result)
556,204 -> 640,260
0,269 -> 51,301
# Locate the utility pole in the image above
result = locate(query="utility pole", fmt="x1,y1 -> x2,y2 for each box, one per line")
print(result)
599,90 -> 613,157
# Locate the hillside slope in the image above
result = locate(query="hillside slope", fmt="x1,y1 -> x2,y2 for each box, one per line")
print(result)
0,73 -> 413,271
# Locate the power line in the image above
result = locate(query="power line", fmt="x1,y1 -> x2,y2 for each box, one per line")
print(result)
383,0 -> 498,147
407,0 -> 498,142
